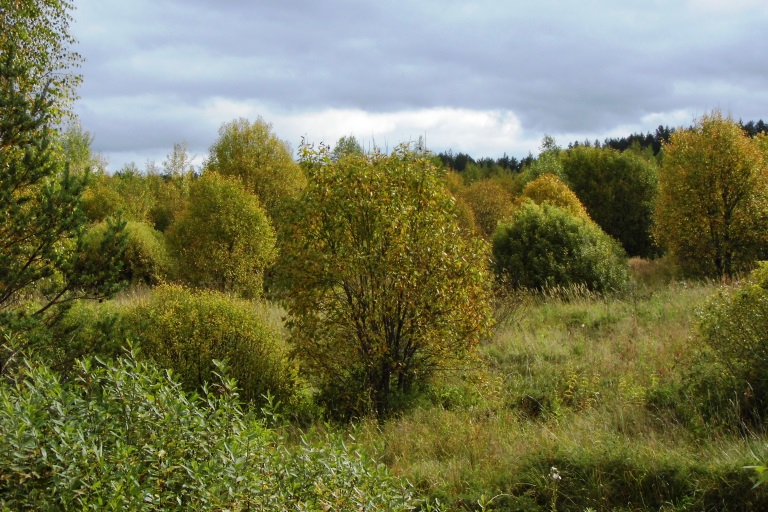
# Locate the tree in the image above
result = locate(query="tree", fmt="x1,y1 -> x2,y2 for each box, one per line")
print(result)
0,0 -> 82,121
521,173 -> 590,220
460,178 -> 517,238
331,134 -> 364,162
166,172 -> 276,299
57,121 -> 107,175
518,136 -> 565,187
205,117 -> 306,215
654,112 -> 768,278
0,3 -> 125,342
493,201 -> 629,293
561,146 -> 659,257
278,143 -> 494,418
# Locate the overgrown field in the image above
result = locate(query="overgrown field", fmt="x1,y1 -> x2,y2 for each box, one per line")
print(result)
334,279 -> 768,511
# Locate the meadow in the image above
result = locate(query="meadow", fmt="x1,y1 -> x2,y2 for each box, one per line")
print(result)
316,264 -> 768,510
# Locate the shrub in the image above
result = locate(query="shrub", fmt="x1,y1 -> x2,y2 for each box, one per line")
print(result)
84,221 -> 170,286
460,178 -> 517,238
0,351 -> 421,510
697,263 -> 768,425
492,201 -> 629,293
521,173 -> 590,220
279,143 -> 494,419
166,172 -> 276,299
125,285 -> 300,409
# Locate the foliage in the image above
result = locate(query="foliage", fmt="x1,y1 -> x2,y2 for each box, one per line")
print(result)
493,201 -> 629,292
0,0 -> 82,121
124,285 -> 299,408
0,33 -> 125,343
167,172 -> 276,298
696,263 -> 768,425
518,136 -> 565,186
57,120 -> 107,175
331,134 -> 364,161
278,143 -> 494,418
562,145 -> 659,257
521,173 -> 590,220
460,178 -> 517,238
205,117 -> 306,215
654,112 -> 768,278
0,349 -> 422,510
84,221 -> 170,287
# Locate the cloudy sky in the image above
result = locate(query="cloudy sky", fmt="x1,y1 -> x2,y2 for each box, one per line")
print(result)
71,0 -> 768,171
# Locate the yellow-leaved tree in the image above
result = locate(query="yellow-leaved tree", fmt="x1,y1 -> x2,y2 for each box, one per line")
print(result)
654,112 -> 768,278
521,173 -> 590,220
167,173 -> 276,299
277,143 -> 494,418
205,117 -> 306,216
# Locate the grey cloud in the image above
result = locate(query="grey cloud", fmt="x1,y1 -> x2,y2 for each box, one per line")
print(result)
72,0 -> 768,166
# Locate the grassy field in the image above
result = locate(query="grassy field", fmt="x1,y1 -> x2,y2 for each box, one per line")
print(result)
333,278 -> 768,510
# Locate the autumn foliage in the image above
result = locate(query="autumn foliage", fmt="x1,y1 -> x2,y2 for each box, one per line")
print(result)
277,144 -> 494,418
654,112 -> 768,278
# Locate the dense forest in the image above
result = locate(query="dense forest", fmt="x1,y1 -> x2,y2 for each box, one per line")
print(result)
4,1 -> 768,510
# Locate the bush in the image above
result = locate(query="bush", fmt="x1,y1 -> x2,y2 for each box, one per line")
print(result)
521,173 -> 590,220
166,172 -> 276,299
0,351 -> 421,510
85,221 -> 170,286
492,201 -> 629,293
697,263 -> 768,426
125,285 -> 300,409
279,143 -> 493,419
460,178 -> 517,238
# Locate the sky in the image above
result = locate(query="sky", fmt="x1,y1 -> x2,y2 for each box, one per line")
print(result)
71,0 -> 768,172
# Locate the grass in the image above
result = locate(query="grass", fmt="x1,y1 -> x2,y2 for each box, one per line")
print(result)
346,280 -> 768,510
66,272 -> 768,510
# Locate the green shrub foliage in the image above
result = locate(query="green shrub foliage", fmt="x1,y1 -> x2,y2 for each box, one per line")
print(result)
84,221 -> 170,286
0,351 -> 421,510
562,145 -> 659,258
493,201 -> 629,292
125,285 -> 299,408
698,263 -> 768,425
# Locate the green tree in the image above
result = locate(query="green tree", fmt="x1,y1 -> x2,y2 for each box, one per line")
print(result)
331,134 -> 364,162
562,145 -> 659,257
57,121 -> 107,175
278,143 -> 494,418
205,117 -> 306,215
0,4 -> 124,343
654,112 -> 768,278
167,172 -> 276,298
0,0 -> 82,120
493,201 -> 629,292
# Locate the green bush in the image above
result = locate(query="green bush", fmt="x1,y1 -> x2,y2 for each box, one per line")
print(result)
0,351 -> 422,510
84,220 -> 170,286
492,201 -> 629,293
126,285 -> 300,410
697,263 -> 768,426
166,172 -> 276,299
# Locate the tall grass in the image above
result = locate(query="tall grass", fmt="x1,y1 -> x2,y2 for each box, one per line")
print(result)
352,280 -> 768,510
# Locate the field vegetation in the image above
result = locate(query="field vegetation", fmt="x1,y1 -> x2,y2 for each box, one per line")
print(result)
4,1 -> 768,510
